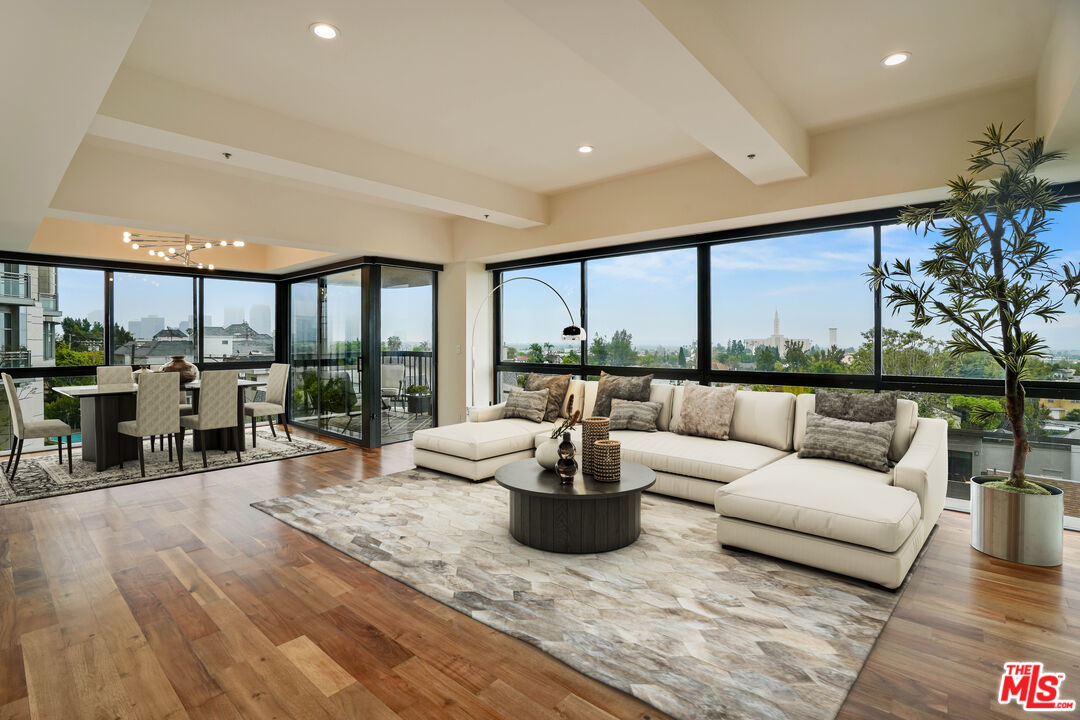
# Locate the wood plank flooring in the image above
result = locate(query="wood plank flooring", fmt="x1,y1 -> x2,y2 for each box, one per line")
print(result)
0,430 -> 1076,719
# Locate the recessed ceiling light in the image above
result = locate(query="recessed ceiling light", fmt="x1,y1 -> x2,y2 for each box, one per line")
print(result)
578,145 -> 593,154
310,22 -> 339,40
882,51 -> 910,67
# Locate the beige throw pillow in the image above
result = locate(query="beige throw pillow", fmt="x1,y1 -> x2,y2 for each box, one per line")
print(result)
524,373 -> 571,422
672,383 -> 737,440
503,387 -> 549,423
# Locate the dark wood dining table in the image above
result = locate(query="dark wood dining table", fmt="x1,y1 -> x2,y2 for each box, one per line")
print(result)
51,377 -> 267,471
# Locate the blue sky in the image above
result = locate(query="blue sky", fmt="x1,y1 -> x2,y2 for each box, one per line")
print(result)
503,204 -> 1080,354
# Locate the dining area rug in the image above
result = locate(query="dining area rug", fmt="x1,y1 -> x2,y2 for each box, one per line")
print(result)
0,430 -> 340,505
253,468 -> 914,720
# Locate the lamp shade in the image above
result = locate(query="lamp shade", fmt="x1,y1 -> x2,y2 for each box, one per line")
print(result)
561,325 -> 586,341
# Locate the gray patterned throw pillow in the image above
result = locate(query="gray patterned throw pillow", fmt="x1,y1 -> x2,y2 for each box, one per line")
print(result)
608,398 -> 662,432
816,389 -> 897,423
797,412 -> 895,472
503,387 -> 549,423
593,371 -> 653,417
524,373 -> 571,422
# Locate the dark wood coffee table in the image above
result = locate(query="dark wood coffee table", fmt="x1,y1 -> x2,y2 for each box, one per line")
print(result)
494,459 -> 655,553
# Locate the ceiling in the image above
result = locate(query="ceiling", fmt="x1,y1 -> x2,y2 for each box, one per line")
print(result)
3,0 -> 1077,270
121,0 -> 707,194
705,0 -> 1056,131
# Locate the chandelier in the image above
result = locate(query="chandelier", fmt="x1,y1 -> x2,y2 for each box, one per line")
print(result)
121,231 -> 245,269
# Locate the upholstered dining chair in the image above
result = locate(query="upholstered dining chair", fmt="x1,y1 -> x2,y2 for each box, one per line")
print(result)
118,372 -> 182,477
96,365 -> 134,385
180,369 -> 240,467
2,372 -> 74,479
243,363 -> 291,447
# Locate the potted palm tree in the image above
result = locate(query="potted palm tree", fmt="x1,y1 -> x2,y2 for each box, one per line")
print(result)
871,123 -> 1079,566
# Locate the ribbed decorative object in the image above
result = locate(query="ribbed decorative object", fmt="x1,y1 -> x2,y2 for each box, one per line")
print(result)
581,416 -> 610,474
592,439 -> 622,483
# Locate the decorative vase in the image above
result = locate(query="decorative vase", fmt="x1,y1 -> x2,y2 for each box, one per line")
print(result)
536,436 -> 559,470
970,475 -> 1063,566
555,432 -> 577,482
160,355 -> 199,383
592,439 -> 622,483
581,416 -> 610,474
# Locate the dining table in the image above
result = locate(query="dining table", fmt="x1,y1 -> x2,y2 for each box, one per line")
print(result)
51,377 -> 267,471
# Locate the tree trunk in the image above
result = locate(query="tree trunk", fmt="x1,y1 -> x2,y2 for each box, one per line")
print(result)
1004,369 -> 1028,487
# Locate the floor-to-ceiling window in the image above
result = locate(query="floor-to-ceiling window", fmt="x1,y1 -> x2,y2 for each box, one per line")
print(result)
286,262 -> 438,446
491,186 -> 1080,528
111,271 -> 197,365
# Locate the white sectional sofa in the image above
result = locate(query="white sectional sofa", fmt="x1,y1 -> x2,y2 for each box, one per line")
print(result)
412,380 -> 947,588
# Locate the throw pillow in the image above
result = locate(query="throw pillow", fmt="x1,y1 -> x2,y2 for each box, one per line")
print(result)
672,383 -> 737,440
503,387 -> 550,423
608,398 -> 663,432
524,373 -> 572,422
797,412 -> 895,472
593,371 -> 653,417
816,389 -> 897,423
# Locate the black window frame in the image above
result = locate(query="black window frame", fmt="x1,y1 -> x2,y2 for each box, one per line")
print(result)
489,180 -> 1080,404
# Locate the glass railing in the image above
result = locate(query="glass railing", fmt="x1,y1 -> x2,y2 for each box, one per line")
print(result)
0,272 -> 30,300
39,293 -> 58,311
0,349 -> 31,368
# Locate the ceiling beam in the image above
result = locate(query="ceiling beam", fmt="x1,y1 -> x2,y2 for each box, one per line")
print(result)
505,0 -> 808,185
0,0 -> 151,250
89,68 -> 548,230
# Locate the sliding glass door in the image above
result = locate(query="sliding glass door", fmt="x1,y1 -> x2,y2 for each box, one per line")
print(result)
287,263 -> 435,446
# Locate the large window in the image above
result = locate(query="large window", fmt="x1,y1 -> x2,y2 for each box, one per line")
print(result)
586,248 -> 697,368
500,263 -> 581,365
381,267 -> 435,443
202,278 -> 276,363
711,229 -> 874,374
111,272 -> 196,367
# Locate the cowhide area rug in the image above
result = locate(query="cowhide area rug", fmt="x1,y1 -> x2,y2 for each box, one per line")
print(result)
254,468 -> 915,720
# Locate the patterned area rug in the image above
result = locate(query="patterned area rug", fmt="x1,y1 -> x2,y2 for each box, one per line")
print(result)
254,468 -> 916,720
0,431 -> 340,505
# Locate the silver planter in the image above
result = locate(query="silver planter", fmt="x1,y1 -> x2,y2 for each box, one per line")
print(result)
970,476 -> 1063,566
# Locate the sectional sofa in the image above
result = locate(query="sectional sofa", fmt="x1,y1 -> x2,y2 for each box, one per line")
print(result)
413,380 -> 947,588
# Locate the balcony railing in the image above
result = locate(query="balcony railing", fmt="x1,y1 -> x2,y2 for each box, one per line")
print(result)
39,293 -> 58,312
0,272 -> 30,300
0,350 -> 31,368
290,350 -> 434,392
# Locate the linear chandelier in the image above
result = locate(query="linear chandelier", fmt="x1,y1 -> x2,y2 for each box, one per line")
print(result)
121,231 -> 245,269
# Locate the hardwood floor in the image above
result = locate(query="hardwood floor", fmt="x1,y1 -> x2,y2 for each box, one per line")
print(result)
0,432 -> 1075,719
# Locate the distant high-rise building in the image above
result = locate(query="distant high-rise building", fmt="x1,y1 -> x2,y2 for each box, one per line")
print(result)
249,304 -> 272,334
224,306 -> 244,326
127,315 -> 165,339
829,328 -> 838,347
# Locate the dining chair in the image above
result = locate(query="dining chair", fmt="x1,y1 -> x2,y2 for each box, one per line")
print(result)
180,370 -> 241,467
96,365 -> 134,385
118,372 -> 182,477
134,373 -> 193,453
2,373 -> 74,479
243,363 -> 291,447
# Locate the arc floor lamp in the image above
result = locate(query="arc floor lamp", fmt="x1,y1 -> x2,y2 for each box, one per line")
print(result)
469,276 -> 586,415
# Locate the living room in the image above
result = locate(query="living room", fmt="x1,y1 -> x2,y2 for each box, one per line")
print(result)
2,1 -> 1079,718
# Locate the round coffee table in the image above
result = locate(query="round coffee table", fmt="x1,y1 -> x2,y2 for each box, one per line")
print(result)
494,459 -> 655,553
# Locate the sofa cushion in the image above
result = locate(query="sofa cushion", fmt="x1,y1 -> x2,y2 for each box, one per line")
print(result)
672,382 -> 737,440
729,390 -> 797,451
648,383 -> 675,431
524,373 -> 571,422
593,371 -> 653,416
608,398 -> 663,432
611,430 -> 789,484
503,387 -> 549,423
714,454 -> 920,552
414,418 -> 555,461
564,380 -> 586,419
794,394 -> 918,462
797,412 -> 895,472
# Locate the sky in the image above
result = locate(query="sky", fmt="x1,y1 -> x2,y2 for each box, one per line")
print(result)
502,203 -> 1080,354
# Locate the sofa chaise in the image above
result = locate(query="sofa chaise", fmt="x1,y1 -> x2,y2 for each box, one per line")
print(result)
412,380 -> 947,588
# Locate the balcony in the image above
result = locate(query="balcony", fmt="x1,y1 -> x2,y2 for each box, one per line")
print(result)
39,292 -> 60,314
0,349 -> 31,368
0,272 -> 30,301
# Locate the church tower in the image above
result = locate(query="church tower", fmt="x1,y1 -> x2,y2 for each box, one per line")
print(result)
773,309 -> 780,337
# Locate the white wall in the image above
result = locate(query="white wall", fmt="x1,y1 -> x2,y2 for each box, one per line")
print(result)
437,262 -> 491,425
